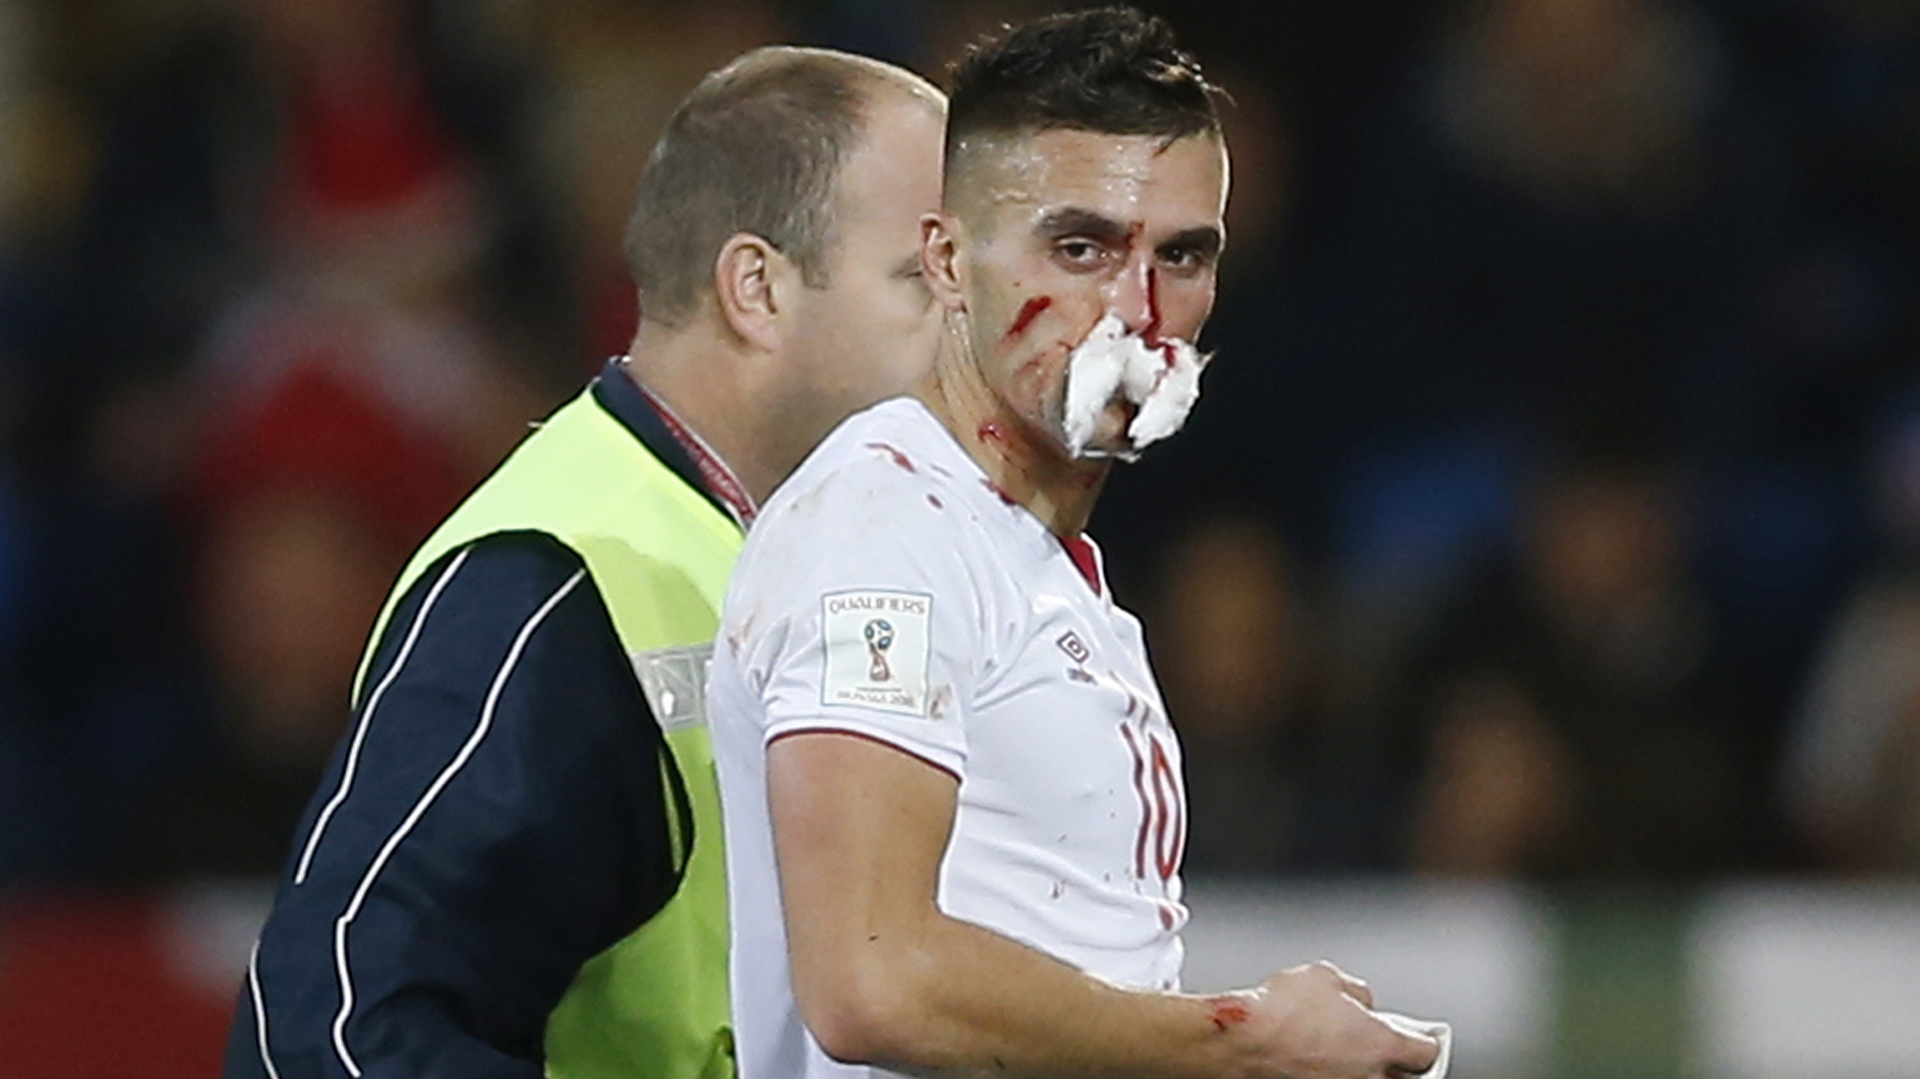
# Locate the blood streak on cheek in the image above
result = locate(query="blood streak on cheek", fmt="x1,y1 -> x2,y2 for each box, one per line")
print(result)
1005,295 -> 1052,339
1206,996 -> 1252,1034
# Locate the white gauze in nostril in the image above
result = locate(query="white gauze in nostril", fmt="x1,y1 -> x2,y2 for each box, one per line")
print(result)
1062,313 -> 1210,460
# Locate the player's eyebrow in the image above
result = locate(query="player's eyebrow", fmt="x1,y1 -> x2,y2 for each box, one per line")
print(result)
1035,207 -> 1134,245
1156,226 -> 1223,260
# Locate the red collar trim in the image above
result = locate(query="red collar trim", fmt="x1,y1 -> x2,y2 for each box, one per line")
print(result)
1060,534 -> 1103,597
639,385 -> 757,528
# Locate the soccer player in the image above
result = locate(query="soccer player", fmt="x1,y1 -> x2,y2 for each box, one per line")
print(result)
708,10 -> 1446,1079
227,48 -> 945,1079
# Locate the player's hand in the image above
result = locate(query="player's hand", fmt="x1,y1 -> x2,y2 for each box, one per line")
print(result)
1235,961 -> 1441,1079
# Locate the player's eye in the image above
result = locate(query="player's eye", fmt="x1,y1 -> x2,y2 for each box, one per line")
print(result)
1158,246 -> 1210,276
1053,238 -> 1112,273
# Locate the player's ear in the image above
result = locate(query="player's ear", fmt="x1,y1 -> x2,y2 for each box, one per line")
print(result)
713,232 -> 790,352
921,212 -> 967,313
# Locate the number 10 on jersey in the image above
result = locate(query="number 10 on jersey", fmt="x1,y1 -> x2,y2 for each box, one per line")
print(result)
1119,725 -> 1185,884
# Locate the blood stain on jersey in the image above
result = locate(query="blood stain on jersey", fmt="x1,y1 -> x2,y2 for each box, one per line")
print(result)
1005,295 -> 1052,339
981,479 -> 1019,507
866,442 -> 915,472
926,493 -> 944,510
726,610 -> 759,656
788,478 -> 830,519
928,683 -> 955,720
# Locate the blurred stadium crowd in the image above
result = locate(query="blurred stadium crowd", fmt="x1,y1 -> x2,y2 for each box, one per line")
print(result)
0,0 -> 1916,894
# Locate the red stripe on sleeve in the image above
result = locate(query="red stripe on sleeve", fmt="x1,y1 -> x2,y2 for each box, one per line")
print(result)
766,726 -> 963,785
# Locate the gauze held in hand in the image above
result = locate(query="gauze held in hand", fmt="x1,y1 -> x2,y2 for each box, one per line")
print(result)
1062,313 -> 1209,460
1376,1011 -> 1453,1079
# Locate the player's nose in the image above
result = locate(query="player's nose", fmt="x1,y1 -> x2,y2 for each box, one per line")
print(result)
1103,254 -> 1156,338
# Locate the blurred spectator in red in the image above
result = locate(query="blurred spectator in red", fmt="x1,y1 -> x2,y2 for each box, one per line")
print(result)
1381,437 -> 1746,879
128,369 -> 470,879
194,42 -> 534,477
118,0 -> 540,880
1783,394 -> 1920,874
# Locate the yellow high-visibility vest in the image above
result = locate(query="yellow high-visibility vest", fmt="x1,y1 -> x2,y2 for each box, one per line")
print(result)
355,380 -> 742,1079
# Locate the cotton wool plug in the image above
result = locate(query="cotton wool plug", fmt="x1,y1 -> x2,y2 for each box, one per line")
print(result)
1062,314 -> 1209,460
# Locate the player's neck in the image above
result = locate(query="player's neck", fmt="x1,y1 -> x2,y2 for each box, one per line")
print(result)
916,326 -> 1109,538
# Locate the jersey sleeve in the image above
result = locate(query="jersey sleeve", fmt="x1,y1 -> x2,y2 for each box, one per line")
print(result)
228,532 -> 689,1079
735,466 -> 986,781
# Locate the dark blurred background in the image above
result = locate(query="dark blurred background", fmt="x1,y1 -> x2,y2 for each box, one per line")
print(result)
0,0 -> 1914,1075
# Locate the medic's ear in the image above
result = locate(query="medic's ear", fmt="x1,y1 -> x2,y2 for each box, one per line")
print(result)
920,212 -> 967,313
712,232 -> 794,352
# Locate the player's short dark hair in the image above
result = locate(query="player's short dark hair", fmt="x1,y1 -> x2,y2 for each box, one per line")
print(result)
944,6 -> 1223,175
624,49 -> 884,326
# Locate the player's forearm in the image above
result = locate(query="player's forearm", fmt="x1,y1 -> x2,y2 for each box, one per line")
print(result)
802,906 -> 1258,1079
769,735 -> 1424,1079
772,739 -> 1251,1078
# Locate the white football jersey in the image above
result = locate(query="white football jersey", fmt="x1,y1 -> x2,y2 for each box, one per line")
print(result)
710,397 -> 1188,1079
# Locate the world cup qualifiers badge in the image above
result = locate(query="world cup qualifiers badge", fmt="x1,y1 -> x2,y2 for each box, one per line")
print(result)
865,619 -> 895,682
822,589 -> 931,717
